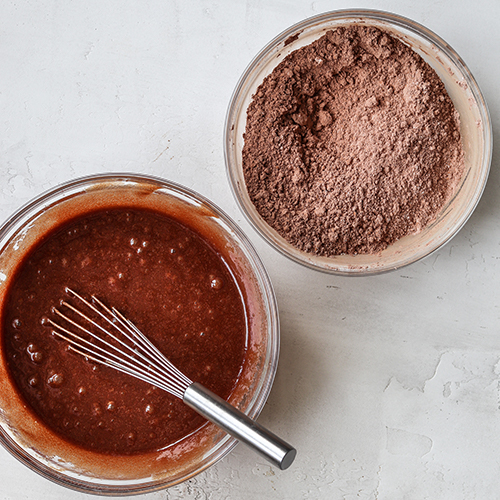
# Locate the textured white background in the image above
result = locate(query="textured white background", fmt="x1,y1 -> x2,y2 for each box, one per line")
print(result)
0,1 -> 499,499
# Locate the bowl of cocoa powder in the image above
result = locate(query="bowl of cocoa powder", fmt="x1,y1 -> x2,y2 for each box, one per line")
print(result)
225,10 -> 492,275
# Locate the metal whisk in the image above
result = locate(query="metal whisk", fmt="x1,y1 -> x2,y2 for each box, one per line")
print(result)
45,288 -> 296,470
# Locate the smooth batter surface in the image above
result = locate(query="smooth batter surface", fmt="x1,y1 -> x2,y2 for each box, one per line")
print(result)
1,208 -> 247,455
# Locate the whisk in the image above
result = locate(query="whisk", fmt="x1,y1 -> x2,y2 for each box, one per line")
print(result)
45,288 -> 296,470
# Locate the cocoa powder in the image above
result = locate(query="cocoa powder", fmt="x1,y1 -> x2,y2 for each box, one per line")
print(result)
242,26 -> 465,256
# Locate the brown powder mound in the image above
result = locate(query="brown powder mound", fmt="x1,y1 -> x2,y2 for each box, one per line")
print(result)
242,26 -> 465,256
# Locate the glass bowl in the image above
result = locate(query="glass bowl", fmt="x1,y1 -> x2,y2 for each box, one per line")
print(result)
0,173 -> 279,494
224,9 -> 492,275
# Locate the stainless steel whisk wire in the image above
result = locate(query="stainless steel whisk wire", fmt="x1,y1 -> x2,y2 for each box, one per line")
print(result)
46,288 -> 296,470
49,295 -> 192,399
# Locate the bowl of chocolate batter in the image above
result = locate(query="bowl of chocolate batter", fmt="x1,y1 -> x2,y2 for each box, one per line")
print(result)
0,174 -> 280,493
225,10 -> 492,274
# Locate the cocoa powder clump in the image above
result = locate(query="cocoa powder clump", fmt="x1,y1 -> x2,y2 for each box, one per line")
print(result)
242,26 -> 465,256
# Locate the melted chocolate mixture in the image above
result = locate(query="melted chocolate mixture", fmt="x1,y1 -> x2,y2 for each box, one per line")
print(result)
2,209 -> 247,455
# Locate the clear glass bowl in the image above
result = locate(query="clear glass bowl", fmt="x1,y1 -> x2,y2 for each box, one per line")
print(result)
224,9 -> 492,275
0,173 -> 279,494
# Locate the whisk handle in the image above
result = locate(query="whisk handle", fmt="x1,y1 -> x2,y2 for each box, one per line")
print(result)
184,382 -> 296,470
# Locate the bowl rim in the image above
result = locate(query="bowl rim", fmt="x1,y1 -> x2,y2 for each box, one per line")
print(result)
0,172 -> 280,495
224,8 -> 493,276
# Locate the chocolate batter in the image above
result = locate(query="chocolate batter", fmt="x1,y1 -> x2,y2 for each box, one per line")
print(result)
2,208 -> 247,455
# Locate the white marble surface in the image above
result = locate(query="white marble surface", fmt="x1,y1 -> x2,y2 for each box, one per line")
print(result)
0,1 -> 499,498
